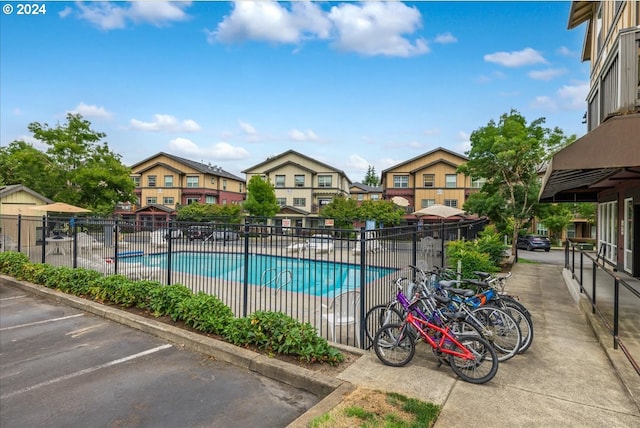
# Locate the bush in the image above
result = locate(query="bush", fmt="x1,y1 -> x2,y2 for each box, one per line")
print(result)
0,251 -> 30,277
148,284 -> 193,319
447,240 -> 499,279
177,292 -> 233,335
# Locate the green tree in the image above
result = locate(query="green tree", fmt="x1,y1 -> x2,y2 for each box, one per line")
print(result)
177,202 -> 243,223
357,200 -> 405,226
458,110 -> 572,253
537,203 -> 573,245
319,195 -> 359,229
243,175 -> 280,218
363,166 -> 380,186
1,114 -> 136,215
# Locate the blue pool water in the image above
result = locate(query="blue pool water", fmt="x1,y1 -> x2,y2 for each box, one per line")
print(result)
128,252 -> 395,297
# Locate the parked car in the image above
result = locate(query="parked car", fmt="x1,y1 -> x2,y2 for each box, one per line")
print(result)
209,229 -> 240,241
187,225 -> 214,241
517,235 -> 551,252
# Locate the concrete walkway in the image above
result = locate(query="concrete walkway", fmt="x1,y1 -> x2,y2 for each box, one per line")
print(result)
297,262 -> 640,427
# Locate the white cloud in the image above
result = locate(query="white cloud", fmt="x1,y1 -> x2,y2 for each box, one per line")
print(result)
528,68 -> 568,81
484,47 -> 547,67
210,1 -> 428,57
210,0 -> 330,44
168,137 -> 250,160
130,114 -> 201,132
74,1 -> 190,30
530,95 -> 558,111
288,128 -> 319,141
328,2 -> 428,57
456,131 -> 471,153
68,102 -> 113,119
556,46 -> 575,57
345,154 -> 370,173
58,6 -> 72,19
434,32 -> 457,44
238,119 -> 257,136
557,82 -> 589,110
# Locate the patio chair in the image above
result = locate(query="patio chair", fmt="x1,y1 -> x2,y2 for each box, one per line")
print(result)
76,232 -> 103,252
322,289 -> 361,347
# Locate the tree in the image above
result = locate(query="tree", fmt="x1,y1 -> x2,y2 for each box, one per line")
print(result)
243,175 -> 280,218
537,203 -> 573,245
363,166 -> 380,186
0,114 -> 136,215
356,200 -> 405,226
319,196 -> 359,229
458,110 -> 572,253
177,202 -> 243,223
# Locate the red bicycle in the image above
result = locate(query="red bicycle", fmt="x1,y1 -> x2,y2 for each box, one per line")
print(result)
373,295 -> 499,384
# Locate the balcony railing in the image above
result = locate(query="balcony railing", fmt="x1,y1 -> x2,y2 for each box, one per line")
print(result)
588,28 -> 640,131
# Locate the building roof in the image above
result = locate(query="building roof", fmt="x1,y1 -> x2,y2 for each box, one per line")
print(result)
242,149 -> 352,184
381,147 -> 467,174
130,152 -> 245,182
350,183 -> 382,193
0,184 -> 53,203
540,113 -> 640,202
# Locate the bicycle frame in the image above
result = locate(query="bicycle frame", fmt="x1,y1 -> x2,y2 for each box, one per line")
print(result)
404,312 -> 476,361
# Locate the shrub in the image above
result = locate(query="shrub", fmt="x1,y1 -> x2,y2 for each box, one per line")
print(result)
475,225 -> 508,266
88,275 -> 135,305
148,284 -> 193,319
447,240 -> 499,279
177,292 -> 233,335
0,251 -> 30,277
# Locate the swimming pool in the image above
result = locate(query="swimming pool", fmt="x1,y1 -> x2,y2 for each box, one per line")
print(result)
127,251 -> 395,297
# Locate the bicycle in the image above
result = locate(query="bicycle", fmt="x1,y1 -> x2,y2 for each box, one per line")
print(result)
373,281 -> 499,384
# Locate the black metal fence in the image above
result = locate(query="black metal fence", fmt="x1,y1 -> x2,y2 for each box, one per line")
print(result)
565,240 -> 640,376
1,214 -> 488,348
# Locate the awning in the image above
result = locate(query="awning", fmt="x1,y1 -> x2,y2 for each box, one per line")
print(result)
539,113 -> 640,203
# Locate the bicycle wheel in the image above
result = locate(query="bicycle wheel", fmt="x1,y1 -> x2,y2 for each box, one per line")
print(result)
373,323 -> 415,367
364,303 -> 405,347
500,302 -> 534,354
470,306 -> 521,362
446,334 -> 498,384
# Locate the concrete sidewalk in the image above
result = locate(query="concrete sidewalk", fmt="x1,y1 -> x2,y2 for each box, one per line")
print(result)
294,262 -> 640,427
3,262 -> 639,427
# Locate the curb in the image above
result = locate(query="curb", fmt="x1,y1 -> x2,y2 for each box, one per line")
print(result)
0,275 -> 350,402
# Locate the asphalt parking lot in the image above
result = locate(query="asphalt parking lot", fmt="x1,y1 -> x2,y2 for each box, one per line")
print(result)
0,283 -> 319,428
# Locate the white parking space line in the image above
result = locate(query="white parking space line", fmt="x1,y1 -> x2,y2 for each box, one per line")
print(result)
1,344 -> 173,400
66,323 -> 107,338
0,313 -> 84,332
0,295 -> 27,301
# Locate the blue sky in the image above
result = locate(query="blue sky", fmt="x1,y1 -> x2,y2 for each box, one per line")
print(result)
1,1 -> 589,182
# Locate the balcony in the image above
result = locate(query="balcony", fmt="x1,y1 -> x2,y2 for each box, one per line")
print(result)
587,28 -> 640,131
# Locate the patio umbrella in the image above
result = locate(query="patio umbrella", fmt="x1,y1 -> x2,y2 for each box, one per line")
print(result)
412,204 -> 465,219
29,202 -> 91,213
391,196 -> 410,207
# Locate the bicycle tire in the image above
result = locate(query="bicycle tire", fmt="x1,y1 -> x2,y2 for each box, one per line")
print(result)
373,323 -> 415,367
500,302 -> 534,354
364,303 -> 405,346
446,334 -> 499,384
469,306 -> 521,362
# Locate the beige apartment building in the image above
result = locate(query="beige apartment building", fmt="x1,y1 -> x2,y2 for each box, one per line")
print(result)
541,1 -> 639,276
117,152 -> 245,228
242,150 -> 352,230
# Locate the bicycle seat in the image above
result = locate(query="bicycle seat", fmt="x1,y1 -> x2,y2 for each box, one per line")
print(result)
473,271 -> 491,280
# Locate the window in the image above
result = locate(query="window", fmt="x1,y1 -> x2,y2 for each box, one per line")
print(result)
293,198 -> 305,207
146,197 -> 157,205
276,197 -> 286,206
393,175 -> 409,188
147,175 -> 156,187
318,175 -> 332,188
536,223 -> 548,236
318,198 -> 332,207
205,195 -> 216,204
164,175 -> 173,187
222,179 -> 227,190
275,175 -> 286,188
566,224 -> 576,239
445,174 -> 457,188
444,199 -> 458,208
421,199 -> 435,208
186,198 -> 199,205
163,197 -> 174,205
186,176 -> 199,188
295,175 -> 305,187
423,174 -> 435,188
211,177 -> 216,184
132,176 -> 140,187
357,194 -> 364,201
371,194 -> 380,201
471,177 -> 486,189
596,5 -> 603,53
239,183 -> 243,193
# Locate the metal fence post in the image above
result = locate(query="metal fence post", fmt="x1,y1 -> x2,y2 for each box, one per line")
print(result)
242,221 -> 250,318
41,215 -> 46,263
17,214 -> 22,252
613,277 -> 619,350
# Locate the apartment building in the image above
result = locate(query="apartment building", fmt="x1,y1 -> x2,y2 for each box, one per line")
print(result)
117,152 -> 245,227
540,1 -> 640,276
381,147 -> 477,219
242,150 -> 352,230
350,183 -> 383,205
